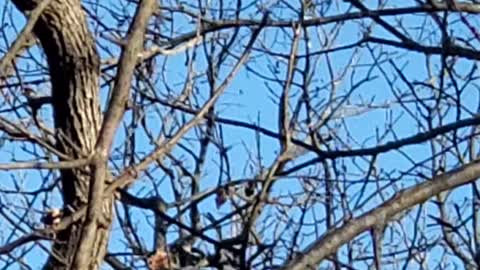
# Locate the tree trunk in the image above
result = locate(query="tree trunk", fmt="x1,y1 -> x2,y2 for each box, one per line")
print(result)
12,0 -> 112,269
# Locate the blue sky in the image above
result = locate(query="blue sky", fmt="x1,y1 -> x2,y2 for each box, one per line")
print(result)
1,0 -> 480,269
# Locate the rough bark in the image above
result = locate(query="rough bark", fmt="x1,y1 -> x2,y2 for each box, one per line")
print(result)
12,0 -> 111,269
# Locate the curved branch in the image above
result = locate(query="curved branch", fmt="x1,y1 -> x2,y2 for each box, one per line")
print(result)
280,159 -> 480,270
282,114 -> 480,175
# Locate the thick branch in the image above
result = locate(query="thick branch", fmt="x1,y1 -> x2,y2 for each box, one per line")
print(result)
280,159 -> 480,270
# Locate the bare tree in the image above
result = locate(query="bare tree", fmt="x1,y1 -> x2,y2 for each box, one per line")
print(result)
1,0 -> 480,269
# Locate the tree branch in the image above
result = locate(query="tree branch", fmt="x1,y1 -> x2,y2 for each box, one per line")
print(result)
72,0 -> 158,268
280,159 -> 480,270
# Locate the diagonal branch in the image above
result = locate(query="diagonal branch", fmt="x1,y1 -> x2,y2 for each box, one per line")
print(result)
365,36 -> 480,60
280,159 -> 480,270
0,0 -> 52,73
282,114 -> 480,175
105,13 -> 269,195
72,0 -> 157,268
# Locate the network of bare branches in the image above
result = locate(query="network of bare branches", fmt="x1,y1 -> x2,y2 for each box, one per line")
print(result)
1,0 -> 480,269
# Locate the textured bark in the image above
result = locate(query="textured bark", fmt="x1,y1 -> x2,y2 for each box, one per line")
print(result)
12,0 -> 112,269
